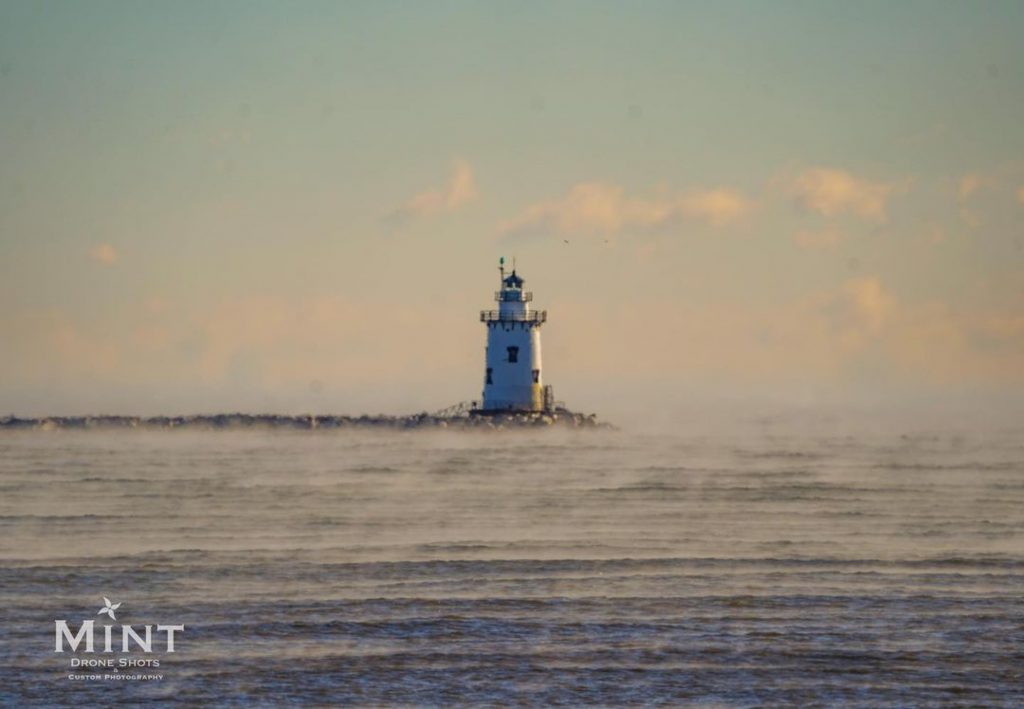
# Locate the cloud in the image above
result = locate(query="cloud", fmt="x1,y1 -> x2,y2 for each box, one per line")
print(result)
0,294 -> 482,414
499,182 -> 751,240
90,243 -> 118,264
954,168 -> 1024,224
388,159 -> 477,223
552,274 -> 1024,391
0,310 -> 120,381
4,277 -> 1024,416
831,276 -> 895,338
957,172 -> 986,226
958,173 -> 983,201
678,189 -> 752,227
192,296 -> 478,392
884,302 -> 1024,385
144,297 -> 170,315
500,183 -> 670,237
789,168 -> 903,222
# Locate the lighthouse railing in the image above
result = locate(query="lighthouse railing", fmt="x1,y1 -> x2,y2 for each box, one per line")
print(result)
480,310 -> 547,324
494,291 -> 533,302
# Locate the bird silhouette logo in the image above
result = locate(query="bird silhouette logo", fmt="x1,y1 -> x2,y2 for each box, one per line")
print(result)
97,597 -> 122,620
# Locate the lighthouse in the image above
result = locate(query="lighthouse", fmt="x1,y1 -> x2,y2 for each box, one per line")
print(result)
479,259 -> 553,413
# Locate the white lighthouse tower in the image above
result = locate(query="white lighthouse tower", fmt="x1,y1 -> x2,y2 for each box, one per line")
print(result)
479,259 -> 552,413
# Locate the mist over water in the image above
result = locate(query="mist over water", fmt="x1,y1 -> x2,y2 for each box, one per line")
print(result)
2,420 -> 1022,705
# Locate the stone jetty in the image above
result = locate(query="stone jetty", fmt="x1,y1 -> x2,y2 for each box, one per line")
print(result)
0,411 -> 609,431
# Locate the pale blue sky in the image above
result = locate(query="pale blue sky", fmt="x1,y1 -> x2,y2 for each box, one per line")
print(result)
1,1 -> 1022,416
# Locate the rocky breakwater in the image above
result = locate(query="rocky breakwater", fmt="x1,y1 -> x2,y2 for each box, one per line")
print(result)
0,411 -> 610,431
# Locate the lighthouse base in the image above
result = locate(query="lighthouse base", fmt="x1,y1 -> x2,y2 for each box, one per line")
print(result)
470,407 -> 550,416
477,384 -> 555,415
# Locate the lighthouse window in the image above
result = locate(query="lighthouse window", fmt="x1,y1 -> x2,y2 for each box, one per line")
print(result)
486,368 -> 493,385
532,369 -> 540,383
507,346 -> 519,363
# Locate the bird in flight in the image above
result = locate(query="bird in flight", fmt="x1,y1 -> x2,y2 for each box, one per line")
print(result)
98,597 -> 122,620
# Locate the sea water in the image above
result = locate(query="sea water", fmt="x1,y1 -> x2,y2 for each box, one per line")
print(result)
1,423 -> 1022,705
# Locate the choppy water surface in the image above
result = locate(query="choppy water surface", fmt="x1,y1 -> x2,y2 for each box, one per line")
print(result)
2,424 -> 1022,705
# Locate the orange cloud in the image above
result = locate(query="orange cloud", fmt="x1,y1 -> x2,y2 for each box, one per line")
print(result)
830,277 -> 895,342
499,182 -> 751,239
789,168 -> 904,222
389,159 -> 477,222
958,173 -> 983,201
90,243 -> 119,264
551,276 -> 1024,388
3,278 -> 1023,415
678,189 -> 752,227
193,295 -> 477,389
957,172 -> 987,226
0,310 -> 120,381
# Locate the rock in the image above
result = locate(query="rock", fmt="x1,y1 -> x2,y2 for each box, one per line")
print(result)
0,409 -> 612,431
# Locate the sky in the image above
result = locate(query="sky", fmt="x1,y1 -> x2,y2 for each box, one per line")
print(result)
1,0 -> 1022,421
